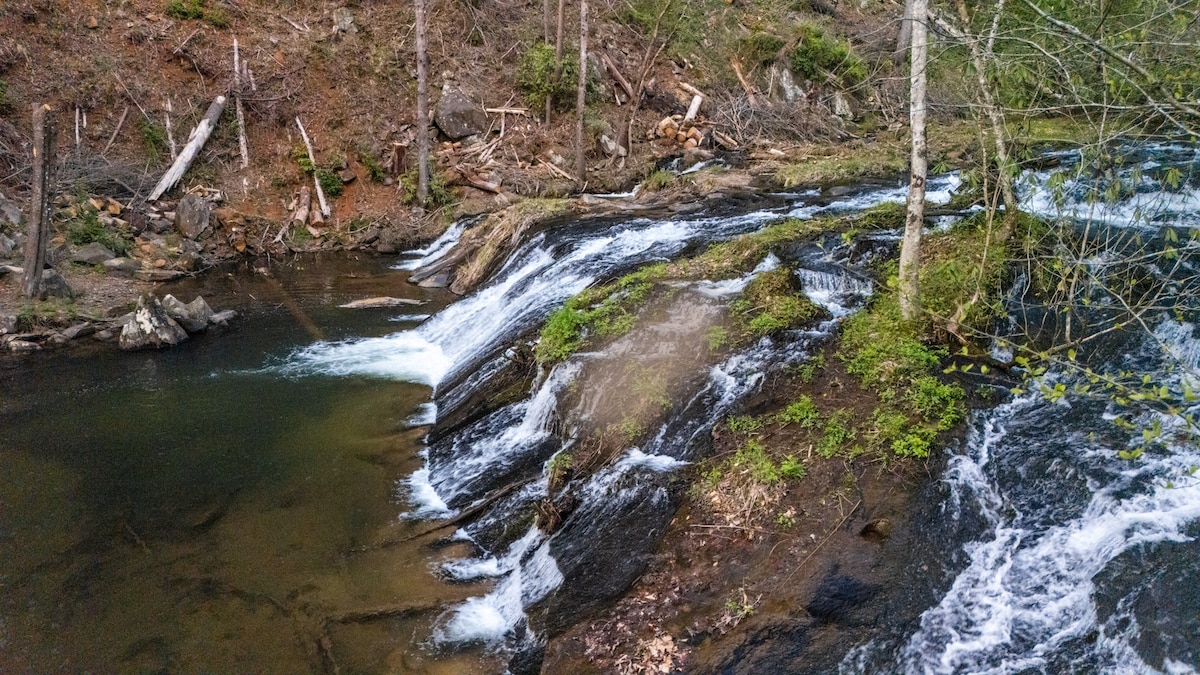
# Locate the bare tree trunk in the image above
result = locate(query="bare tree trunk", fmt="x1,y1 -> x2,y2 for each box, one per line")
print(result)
899,0 -> 928,321
575,0 -> 588,186
233,37 -> 249,170
544,0 -> 553,123
415,0 -> 430,208
22,104 -> 54,299
148,95 -> 226,201
895,0 -> 915,63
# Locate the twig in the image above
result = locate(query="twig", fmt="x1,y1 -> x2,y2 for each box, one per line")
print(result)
730,57 -> 758,107
280,14 -> 309,32
780,499 -> 861,586
174,28 -> 201,55
101,105 -> 129,157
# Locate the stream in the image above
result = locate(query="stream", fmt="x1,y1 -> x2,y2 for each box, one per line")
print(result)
2,144 -> 1198,674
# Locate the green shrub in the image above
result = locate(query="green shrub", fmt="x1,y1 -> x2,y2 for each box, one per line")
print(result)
728,415 -> 764,435
739,32 -> 786,66
317,169 -> 344,199
817,409 -> 856,458
516,43 -> 600,111
398,170 -> 457,208
779,395 -> 820,429
732,267 -> 821,337
908,375 -> 965,430
165,0 -> 228,28
780,455 -> 807,479
359,153 -> 387,182
643,169 -> 675,191
66,206 -> 130,256
789,25 -> 866,88
733,439 -> 781,483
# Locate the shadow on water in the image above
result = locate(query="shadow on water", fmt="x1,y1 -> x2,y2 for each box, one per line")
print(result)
0,255 -> 501,674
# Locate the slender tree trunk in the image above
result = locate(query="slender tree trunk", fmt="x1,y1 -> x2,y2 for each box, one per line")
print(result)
544,0 -> 553,123
954,0 -> 1016,218
576,0 -> 588,185
899,0 -> 928,321
22,104 -> 54,299
895,0 -> 915,63
415,0 -> 430,208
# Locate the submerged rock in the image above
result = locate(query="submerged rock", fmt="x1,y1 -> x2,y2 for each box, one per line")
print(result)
339,296 -> 424,309
119,295 -> 189,350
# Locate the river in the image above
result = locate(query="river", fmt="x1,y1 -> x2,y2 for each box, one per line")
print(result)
2,146 -> 1198,674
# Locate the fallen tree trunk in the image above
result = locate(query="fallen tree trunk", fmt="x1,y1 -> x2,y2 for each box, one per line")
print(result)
148,95 -> 226,201
296,117 -> 330,217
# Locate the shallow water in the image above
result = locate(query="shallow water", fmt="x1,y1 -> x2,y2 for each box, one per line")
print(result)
0,256 -> 503,673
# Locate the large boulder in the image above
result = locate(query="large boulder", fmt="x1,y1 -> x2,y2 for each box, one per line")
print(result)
433,85 -> 488,140
175,194 -> 212,240
119,295 -> 189,350
37,270 -> 74,300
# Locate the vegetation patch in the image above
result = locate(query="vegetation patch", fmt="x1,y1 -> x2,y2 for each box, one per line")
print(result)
730,266 -> 821,338
789,24 -> 867,88
516,43 -> 601,111
165,0 -> 229,28
64,203 -> 131,256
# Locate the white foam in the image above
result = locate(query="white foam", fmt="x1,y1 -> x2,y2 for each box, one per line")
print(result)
394,219 -> 470,270
407,402 -> 438,427
406,462 -> 454,519
436,527 -> 563,645
278,331 -> 451,387
620,448 -> 689,472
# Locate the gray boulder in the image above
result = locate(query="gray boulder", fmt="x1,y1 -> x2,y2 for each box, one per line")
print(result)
176,194 -> 212,240
102,257 -> 140,276
37,270 -> 74,300
119,295 -> 189,350
71,242 -> 116,265
0,314 -> 16,335
161,294 -> 215,333
0,193 -> 21,229
0,233 -> 16,259
433,85 -> 488,140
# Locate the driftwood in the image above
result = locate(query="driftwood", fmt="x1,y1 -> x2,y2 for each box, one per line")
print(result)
540,158 -> 576,182
22,104 -> 54,299
454,166 -> 502,194
295,117 -> 330,217
233,37 -> 249,170
148,95 -> 226,201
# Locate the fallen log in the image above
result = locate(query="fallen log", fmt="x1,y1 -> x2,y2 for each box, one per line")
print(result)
148,95 -> 226,201
730,57 -> 758,107
296,117 -> 330,217
600,52 -> 635,101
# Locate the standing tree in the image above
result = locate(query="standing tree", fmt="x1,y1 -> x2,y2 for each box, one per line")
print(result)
898,0 -> 928,320
414,0 -> 430,209
576,0 -> 589,185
